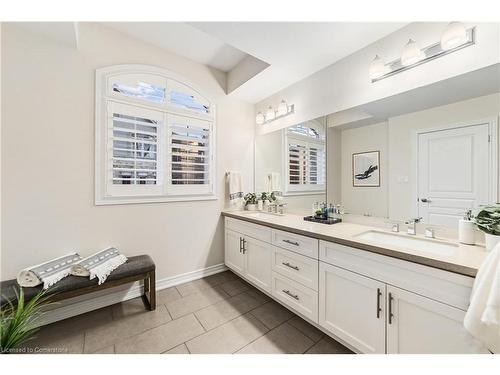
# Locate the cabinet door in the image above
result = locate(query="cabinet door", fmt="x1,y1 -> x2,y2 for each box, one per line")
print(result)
225,229 -> 245,275
319,262 -> 386,354
244,236 -> 272,293
386,285 -> 488,354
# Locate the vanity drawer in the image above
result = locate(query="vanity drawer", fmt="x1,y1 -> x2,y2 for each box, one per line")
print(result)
272,271 -> 318,323
225,217 -> 272,243
272,246 -> 318,291
272,229 -> 318,259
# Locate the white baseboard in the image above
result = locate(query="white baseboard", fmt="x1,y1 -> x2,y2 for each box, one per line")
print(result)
36,263 -> 228,327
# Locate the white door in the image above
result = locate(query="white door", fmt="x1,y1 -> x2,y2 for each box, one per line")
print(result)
224,229 -> 245,275
386,285 -> 488,354
244,236 -> 272,293
418,123 -> 492,226
319,262 -> 386,354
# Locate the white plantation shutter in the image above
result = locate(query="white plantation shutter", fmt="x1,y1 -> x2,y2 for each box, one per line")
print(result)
106,102 -> 164,197
96,65 -> 216,204
168,115 -> 213,195
286,128 -> 326,192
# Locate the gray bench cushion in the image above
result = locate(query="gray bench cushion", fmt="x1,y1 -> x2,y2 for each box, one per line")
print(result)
0,255 -> 155,307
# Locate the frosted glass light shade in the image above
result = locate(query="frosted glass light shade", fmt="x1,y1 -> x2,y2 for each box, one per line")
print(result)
265,106 -> 275,121
369,55 -> 387,80
256,112 -> 265,125
441,22 -> 467,50
277,100 -> 288,116
401,39 -> 424,66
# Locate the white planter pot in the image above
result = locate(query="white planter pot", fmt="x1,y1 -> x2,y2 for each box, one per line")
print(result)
484,233 -> 500,252
245,204 -> 258,211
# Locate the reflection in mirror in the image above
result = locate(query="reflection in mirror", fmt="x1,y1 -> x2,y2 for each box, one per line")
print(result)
255,117 -> 327,213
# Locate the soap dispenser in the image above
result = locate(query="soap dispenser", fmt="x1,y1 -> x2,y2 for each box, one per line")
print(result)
459,210 -> 475,245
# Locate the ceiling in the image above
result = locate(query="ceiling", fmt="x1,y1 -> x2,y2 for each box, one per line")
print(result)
103,22 -> 408,103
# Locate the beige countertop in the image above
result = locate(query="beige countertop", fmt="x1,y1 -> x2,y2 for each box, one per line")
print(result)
222,210 -> 488,278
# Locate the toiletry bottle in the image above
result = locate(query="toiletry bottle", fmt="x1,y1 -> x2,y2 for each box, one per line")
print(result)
459,210 -> 475,245
328,204 -> 334,219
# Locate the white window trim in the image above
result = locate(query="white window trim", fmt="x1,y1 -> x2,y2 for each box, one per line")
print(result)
283,129 -> 326,196
95,64 -> 217,205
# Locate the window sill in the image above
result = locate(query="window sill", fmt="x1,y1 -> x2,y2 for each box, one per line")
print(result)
95,194 -> 218,206
283,190 -> 326,197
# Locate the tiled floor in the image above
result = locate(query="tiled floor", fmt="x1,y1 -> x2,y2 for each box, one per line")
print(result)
25,271 -> 354,354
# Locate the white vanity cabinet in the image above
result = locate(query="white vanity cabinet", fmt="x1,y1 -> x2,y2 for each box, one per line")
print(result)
224,215 -> 488,354
319,261 -> 386,354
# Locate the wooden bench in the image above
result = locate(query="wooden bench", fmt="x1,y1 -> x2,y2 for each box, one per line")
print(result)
0,255 -> 156,311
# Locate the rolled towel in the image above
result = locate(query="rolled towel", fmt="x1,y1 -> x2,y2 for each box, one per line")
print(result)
70,247 -> 127,285
17,253 -> 82,289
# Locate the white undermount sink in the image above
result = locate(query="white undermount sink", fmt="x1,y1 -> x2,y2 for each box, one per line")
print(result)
355,230 -> 458,256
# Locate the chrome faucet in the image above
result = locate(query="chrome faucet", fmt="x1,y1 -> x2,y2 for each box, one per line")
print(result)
405,217 -> 422,235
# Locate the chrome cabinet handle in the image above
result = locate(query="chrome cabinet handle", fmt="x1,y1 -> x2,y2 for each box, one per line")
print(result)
388,292 -> 394,324
376,288 -> 382,319
282,289 -> 299,300
239,237 -> 243,253
420,198 -> 431,203
282,262 -> 299,271
242,238 -> 246,254
283,239 -> 300,246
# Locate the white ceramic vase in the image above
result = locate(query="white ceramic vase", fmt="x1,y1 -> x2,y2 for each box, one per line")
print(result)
484,233 -> 500,252
245,204 -> 258,211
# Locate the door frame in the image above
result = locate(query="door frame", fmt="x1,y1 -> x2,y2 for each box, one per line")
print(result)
412,117 -> 498,218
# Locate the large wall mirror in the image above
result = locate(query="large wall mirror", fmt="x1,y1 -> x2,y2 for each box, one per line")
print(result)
254,65 -> 500,227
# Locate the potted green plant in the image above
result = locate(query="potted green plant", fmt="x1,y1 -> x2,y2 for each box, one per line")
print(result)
244,193 -> 258,211
1,288 -> 49,354
473,205 -> 500,251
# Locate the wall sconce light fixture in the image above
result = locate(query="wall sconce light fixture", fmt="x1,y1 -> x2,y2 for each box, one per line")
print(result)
256,99 -> 295,125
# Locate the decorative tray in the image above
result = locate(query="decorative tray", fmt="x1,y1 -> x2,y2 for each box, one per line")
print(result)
303,216 -> 342,225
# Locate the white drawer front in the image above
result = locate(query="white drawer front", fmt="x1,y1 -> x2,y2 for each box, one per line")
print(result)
272,229 -> 318,259
225,217 -> 272,243
272,271 -> 318,323
272,246 -> 318,291
319,240 -> 474,310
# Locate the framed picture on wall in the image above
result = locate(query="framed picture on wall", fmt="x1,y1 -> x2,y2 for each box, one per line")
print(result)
352,151 -> 380,187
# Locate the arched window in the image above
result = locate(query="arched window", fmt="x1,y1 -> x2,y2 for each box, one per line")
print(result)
95,65 -> 216,205
285,120 -> 326,193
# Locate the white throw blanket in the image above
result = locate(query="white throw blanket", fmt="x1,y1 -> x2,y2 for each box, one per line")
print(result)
463,241 -> 500,353
70,247 -> 127,285
227,171 -> 243,208
17,253 -> 82,289
267,172 -> 282,196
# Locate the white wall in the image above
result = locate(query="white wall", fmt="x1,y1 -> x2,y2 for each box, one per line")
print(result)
255,22 -> 500,133
339,122 -> 389,217
1,23 -> 255,281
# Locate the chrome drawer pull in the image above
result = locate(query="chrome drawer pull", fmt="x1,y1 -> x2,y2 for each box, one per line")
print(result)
282,262 -> 299,271
282,289 -> 299,300
283,239 -> 300,246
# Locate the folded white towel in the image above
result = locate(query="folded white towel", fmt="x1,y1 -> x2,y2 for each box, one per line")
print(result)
463,241 -> 500,353
70,247 -> 127,285
227,171 -> 243,208
17,253 -> 82,289
267,172 -> 282,195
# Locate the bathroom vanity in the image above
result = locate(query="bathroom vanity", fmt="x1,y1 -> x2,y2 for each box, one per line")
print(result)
223,211 -> 489,354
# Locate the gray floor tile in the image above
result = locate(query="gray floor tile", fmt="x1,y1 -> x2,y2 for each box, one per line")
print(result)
166,285 -> 230,319
195,292 -> 263,331
156,286 -> 182,305
24,328 -> 84,354
112,296 -> 165,320
176,271 -> 238,297
92,345 -> 115,354
244,289 -> 271,304
84,304 -> 172,353
288,315 -> 324,342
186,313 -> 269,354
219,279 -> 252,296
250,301 -> 294,329
163,343 -> 190,354
305,336 -> 354,354
237,322 -> 314,354
115,314 -> 204,354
